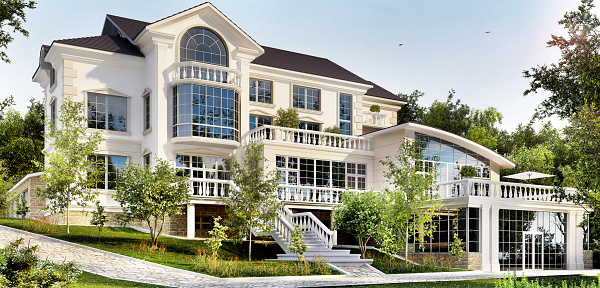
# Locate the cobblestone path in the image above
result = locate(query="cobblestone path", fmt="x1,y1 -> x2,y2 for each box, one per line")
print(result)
0,225 -> 597,288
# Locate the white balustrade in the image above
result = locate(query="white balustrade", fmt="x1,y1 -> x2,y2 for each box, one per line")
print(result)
362,111 -> 387,126
432,178 -> 577,202
168,62 -> 242,88
246,125 -> 372,152
277,185 -> 346,204
189,179 -> 231,198
277,207 -> 335,249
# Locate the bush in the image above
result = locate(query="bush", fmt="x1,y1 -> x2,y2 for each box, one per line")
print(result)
274,107 -> 300,128
459,165 -> 476,178
363,249 -> 457,274
206,216 -> 228,257
24,220 -> 60,235
370,104 -> 381,113
0,238 -> 80,287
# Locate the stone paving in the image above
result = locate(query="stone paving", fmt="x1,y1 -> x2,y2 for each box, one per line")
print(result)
1,225 -> 599,288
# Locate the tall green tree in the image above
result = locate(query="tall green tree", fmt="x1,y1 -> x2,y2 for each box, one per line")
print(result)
0,162 -> 15,218
378,140 -> 442,257
224,142 -> 281,261
114,158 -> 190,247
523,0 -> 600,119
0,0 -> 36,63
397,90 -> 425,124
421,90 -> 471,136
38,100 -> 103,233
501,145 -> 557,186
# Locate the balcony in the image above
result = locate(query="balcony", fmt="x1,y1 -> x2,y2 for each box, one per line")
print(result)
245,125 -> 373,153
168,61 -> 242,90
363,111 -> 387,127
432,178 -> 576,202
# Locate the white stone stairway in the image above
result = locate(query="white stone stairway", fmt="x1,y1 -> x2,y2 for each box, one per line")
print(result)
270,207 -> 371,266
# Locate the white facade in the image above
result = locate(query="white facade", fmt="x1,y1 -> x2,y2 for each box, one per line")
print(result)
31,3 -> 589,271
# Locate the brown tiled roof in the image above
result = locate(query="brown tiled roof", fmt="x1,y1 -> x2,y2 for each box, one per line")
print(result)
42,45 -> 50,53
106,14 -> 150,40
366,82 -> 405,101
53,35 -> 144,57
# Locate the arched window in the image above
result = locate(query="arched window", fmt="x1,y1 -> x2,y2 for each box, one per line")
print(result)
180,27 -> 228,66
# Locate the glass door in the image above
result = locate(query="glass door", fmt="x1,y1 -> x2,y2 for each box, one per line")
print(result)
523,232 -> 543,270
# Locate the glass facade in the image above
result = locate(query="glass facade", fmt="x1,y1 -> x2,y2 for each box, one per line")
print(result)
293,86 -> 320,111
413,207 -> 480,253
175,155 -> 229,197
250,79 -> 272,104
499,209 -> 566,270
173,84 -> 238,141
87,93 -> 127,132
339,93 -> 352,135
179,27 -> 227,66
415,132 -> 490,183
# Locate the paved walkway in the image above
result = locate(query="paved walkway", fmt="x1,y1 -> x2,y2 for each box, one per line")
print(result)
0,225 -> 598,288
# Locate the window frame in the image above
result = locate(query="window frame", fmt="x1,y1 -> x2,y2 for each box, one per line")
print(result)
249,78 -> 273,104
249,114 -> 273,130
292,85 -> 321,111
276,156 -> 366,190
338,93 -> 352,135
86,92 -> 129,133
91,155 -> 128,190
49,97 -> 57,127
143,90 -> 151,133
178,26 -> 229,67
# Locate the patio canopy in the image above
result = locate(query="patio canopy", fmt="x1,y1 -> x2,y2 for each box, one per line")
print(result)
503,171 -> 555,180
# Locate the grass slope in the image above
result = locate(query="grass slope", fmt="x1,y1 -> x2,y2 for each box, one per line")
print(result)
75,271 -> 174,288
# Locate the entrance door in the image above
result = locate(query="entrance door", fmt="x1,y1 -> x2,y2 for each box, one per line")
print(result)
523,232 -> 543,270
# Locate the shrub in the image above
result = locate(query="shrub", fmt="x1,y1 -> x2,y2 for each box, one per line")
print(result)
449,232 -> 465,265
0,238 -> 80,287
274,107 -> 300,128
15,196 -> 29,228
370,104 -> 381,113
206,216 -> 228,257
459,165 -> 476,178
90,201 -> 108,233
24,220 -> 60,235
286,224 -> 307,261
132,241 -> 166,254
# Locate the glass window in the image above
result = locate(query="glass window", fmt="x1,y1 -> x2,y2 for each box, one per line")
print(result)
90,155 -> 127,190
176,155 -> 230,197
144,154 -> 151,166
299,122 -> 320,131
250,79 -> 272,104
144,92 -> 151,131
179,27 -> 227,66
412,208 -> 479,253
173,84 -> 238,141
50,99 -> 56,127
87,93 -> 127,132
339,93 -> 352,135
249,115 -> 272,130
293,86 -> 320,111
277,156 -> 366,191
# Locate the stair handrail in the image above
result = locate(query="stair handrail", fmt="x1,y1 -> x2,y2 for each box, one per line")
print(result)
281,207 -> 334,249
275,209 -> 296,247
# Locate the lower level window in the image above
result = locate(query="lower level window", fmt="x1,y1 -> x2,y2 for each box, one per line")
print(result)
90,155 -> 127,190
276,156 -> 366,190
175,155 -> 229,197
412,207 -> 479,253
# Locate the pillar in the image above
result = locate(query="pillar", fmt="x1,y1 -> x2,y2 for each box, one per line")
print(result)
481,204 -> 500,272
566,211 -> 585,270
187,203 -> 195,239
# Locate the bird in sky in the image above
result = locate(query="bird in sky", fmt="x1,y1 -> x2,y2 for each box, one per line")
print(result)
398,44 -> 404,46
485,31 -> 491,34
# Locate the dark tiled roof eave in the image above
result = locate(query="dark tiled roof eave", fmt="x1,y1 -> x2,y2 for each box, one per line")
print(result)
106,14 -> 150,40
53,35 -> 144,57
365,82 -> 405,102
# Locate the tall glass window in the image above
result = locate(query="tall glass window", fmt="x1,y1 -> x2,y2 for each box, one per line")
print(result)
412,207 -> 479,253
180,27 -> 227,66
276,156 -> 366,190
143,92 -> 150,131
249,115 -> 272,130
339,93 -> 352,135
293,86 -> 320,111
498,210 -> 566,270
50,99 -> 56,127
90,155 -> 127,190
87,93 -> 127,132
415,132 -> 490,183
173,84 -> 238,141
176,155 -> 229,197
250,79 -> 272,104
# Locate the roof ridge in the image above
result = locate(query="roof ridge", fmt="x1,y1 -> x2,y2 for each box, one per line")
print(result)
106,14 -> 151,25
150,2 -> 210,24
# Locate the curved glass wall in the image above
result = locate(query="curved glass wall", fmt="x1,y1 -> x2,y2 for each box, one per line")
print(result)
173,84 -> 238,141
415,132 -> 490,183
180,27 -> 227,66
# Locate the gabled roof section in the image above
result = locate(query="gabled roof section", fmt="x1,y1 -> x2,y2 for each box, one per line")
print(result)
366,82 -> 404,101
53,35 -> 144,57
104,14 -> 150,40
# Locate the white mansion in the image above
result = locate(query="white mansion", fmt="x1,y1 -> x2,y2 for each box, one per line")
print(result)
13,3 -> 590,271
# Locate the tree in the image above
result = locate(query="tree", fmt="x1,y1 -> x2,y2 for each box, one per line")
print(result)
206,216 -> 228,257
274,107 -> 300,128
0,1 -> 36,63
523,0 -> 600,119
332,190 -> 384,258
286,224 -> 307,261
397,90 -> 426,124
378,140 -> 442,257
38,100 -> 103,233
90,201 -> 108,234
422,90 -> 471,136
114,158 -> 190,248
0,162 -> 15,218
15,195 -> 28,227
502,145 -> 556,186
224,142 -> 280,261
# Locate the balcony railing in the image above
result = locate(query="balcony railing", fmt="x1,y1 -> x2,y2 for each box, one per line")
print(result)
168,62 -> 242,89
277,185 -> 346,204
432,178 -> 577,202
246,125 -> 372,152
190,179 -> 230,198
363,111 -> 387,127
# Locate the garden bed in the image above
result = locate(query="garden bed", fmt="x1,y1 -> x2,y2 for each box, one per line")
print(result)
0,218 -> 339,277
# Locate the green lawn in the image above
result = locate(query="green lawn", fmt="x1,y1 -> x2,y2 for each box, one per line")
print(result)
0,218 -> 337,277
75,271 -> 173,288
324,275 -> 600,288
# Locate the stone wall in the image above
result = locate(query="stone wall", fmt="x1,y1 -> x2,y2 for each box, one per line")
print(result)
7,174 -> 46,220
584,250 -> 594,270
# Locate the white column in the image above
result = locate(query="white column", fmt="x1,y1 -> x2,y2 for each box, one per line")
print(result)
186,203 -> 195,239
566,211 -> 585,270
481,204 -> 500,272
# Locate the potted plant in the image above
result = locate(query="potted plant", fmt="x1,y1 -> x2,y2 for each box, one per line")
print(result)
459,165 -> 476,178
369,104 -> 381,113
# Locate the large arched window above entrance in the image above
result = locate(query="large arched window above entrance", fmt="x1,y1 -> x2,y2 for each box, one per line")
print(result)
180,27 -> 228,66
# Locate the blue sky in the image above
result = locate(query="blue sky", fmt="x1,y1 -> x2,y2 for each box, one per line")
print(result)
0,0 -> 596,132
